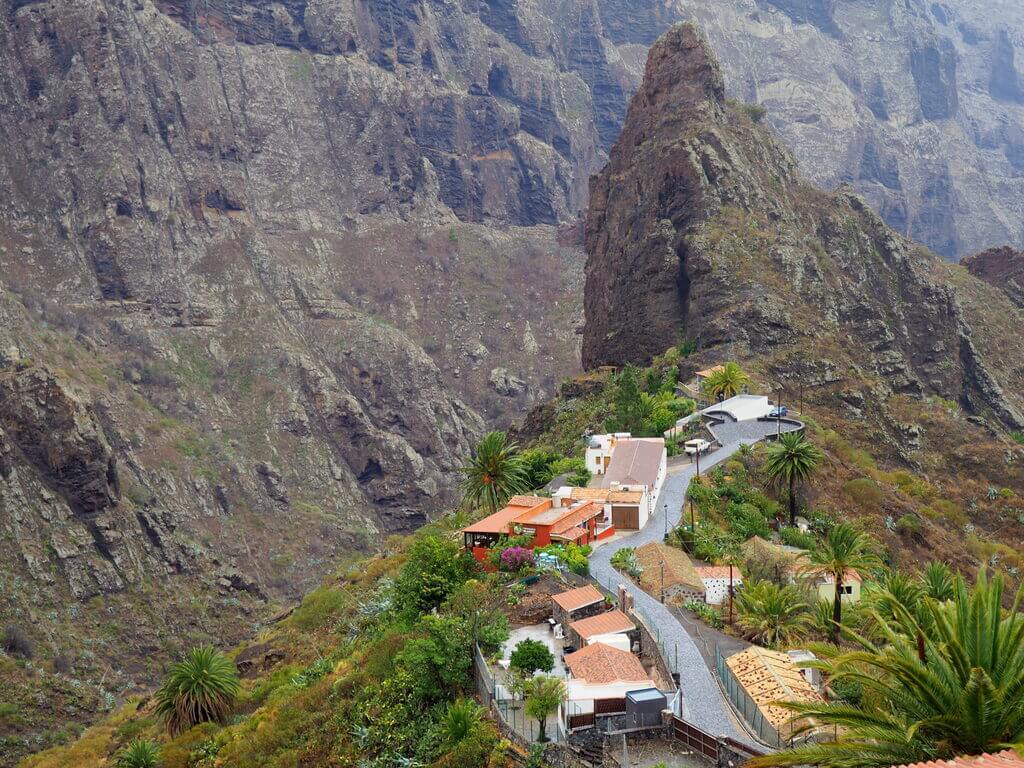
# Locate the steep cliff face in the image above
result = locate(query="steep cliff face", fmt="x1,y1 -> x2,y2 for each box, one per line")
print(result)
591,0 -> 1024,259
584,24 -> 1024,444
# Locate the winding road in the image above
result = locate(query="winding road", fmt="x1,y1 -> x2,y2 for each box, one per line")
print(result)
587,416 -> 801,746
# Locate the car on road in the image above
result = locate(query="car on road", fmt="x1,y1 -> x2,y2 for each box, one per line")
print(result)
768,405 -> 788,418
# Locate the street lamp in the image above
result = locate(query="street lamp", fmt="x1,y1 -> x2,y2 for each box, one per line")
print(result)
663,502 -> 668,540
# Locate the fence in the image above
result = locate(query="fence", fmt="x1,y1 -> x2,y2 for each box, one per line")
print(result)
473,644 -> 567,744
671,716 -> 766,765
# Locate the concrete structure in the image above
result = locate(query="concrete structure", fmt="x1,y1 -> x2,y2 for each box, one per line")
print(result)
632,543 -> 704,603
566,609 -> 637,650
551,584 -> 607,628
695,565 -> 743,606
703,394 -> 772,422
460,495 -> 605,562
584,435 -> 667,530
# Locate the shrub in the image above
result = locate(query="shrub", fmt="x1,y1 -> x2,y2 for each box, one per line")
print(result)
1011,431 -> 1024,445
509,639 -> 554,675
2,625 -> 33,659
739,102 -> 767,122
115,739 -> 161,768
611,547 -> 642,577
895,514 -> 921,536
154,646 -> 241,734
844,477 -> 884,511
723,501 -> 771,540
287,585 -> 349,632
683,600 -> 724,629
395,535 -> 478,615
779,526 -> 816,550
499,546 -> 534,572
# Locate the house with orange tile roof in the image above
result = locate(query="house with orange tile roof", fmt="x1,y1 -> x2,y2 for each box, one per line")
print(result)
460,496 -> 605,562
894,752 -> 1024,768
551,584 -> 607,627
562,642 -> 660,729
566,608 -> 637,650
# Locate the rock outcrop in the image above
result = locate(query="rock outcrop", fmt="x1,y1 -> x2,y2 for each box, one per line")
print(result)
962,246 -> 1024,309
583,24 -> 1024,440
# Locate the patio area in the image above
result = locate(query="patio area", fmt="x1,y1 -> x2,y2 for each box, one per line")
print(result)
500,623 -> 569,679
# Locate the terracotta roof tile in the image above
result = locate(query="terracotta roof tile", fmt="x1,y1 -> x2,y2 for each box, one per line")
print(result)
725,647 -> 824,730
552,585 -> 605,612
894,752 -> 1024,768
569,609 -> 635,640
565,642 -> 651,685
633,543 -> 704,593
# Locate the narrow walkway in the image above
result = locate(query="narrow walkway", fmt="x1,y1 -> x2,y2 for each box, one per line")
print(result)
588,433 -> 781,748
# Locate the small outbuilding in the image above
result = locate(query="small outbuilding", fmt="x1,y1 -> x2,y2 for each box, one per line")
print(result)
625,687 -> 668,727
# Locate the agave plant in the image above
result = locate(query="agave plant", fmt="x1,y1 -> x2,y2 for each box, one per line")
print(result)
154,646 -> 241,735
115,739 -> 161,768
749,570 -> 1024,768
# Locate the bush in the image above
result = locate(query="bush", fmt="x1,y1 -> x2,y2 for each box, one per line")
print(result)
611,547 -> 642,577
739,102 -> 767,122
395,535 -> 478,615
2,625 -> 33,659
723,501 -> 770,540
499,547 -> 534,572
536,543 -> 589,575
896,514 -> 922,536
509,639 -> 554,675
683,600 -> 724,629
844,477 -> 884,511
779,526 -> 816,550
1011,431 -> 1024,445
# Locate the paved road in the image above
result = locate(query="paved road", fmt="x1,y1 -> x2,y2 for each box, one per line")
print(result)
588,419 -> 791,746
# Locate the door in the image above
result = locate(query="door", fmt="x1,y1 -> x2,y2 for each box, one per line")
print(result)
611,505 -> 640,530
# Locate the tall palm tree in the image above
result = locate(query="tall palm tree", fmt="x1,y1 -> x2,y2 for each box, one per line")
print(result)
735,580 -> 812,648
802,523 -> 879,644
749,571 -> 1024,768
701,362 -> 750,401
763,432 -> 824,525
460,431 -> 530,514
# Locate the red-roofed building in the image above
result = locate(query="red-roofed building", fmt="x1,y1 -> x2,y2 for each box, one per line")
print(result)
551,584 -> 606,626
460,497 -> 605,562
894,752 -> 1024,768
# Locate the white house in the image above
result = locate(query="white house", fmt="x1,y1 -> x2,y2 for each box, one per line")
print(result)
695,565 -> 743,606
562,642 -> 657,726
585,432 -> 632,476
576,434 -> 667,531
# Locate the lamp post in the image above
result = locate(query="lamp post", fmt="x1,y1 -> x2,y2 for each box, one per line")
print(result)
663,502 -> 668,540
660,561 -> 665,604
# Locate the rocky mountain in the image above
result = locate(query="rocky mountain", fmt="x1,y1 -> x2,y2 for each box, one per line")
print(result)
582,21 -> 1024,519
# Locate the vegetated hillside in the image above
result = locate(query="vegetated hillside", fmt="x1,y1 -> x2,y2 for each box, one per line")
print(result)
564,23 -> 1024,580
14,521 -> 526,768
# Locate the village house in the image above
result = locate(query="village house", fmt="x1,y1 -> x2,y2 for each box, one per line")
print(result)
460,495 -> 605,562
583,434 -> 667,530
562,642 -> 660,730
550,486 -> 642,539
566,608 -> 638,651
550,584 -> 607,629
632,543 -> 705,603
694,564 -> 743,606
811,568 -> 863,604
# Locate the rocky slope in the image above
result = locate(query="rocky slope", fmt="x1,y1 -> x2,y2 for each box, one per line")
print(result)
963,245 -> 1024,309
583,22 -> 1024,474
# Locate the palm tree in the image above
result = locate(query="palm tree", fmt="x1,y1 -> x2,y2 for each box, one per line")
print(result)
154,646 -> 241,735
802,523 -> 879,644
763,432 -> 824,526
701,362 -> 750,401
523,675 -> 566,743
441,699 -> 482,745
920,560 -> 954,601
749,571 -> 1024,768
735,580 -> 812,647
460,431 -> 530,514
116,740 -> 161,768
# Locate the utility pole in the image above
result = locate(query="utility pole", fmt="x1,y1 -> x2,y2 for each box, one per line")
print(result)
660,561 -> 665,603
663,502 -> 668,540
777,390 -> 782,438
